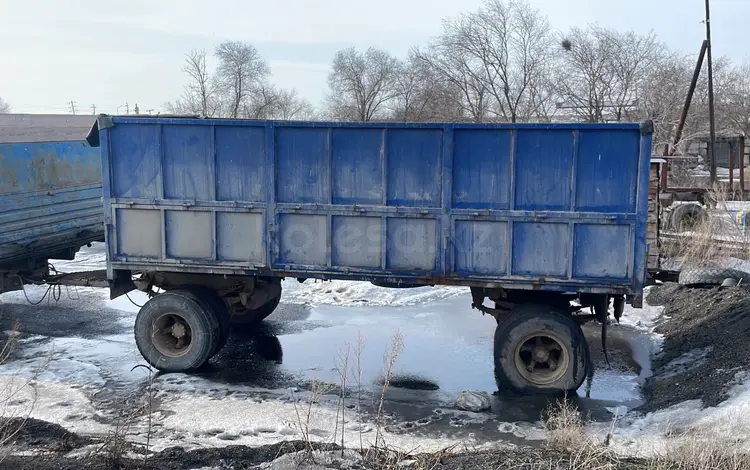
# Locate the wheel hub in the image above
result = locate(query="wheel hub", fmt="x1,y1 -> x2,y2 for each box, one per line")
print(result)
171,322 -> 187,339
514,332 -> 569,386
152,313 -> 193,357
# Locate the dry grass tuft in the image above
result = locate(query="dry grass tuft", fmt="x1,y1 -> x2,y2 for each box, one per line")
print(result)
541,398 -> 620,470
646,430 -> 750,470
543,398 -> 588,451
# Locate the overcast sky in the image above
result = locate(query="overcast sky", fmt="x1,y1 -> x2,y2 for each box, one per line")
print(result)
1,0 -> 747,115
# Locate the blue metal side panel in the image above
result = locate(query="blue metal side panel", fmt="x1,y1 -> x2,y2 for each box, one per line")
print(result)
575,130 -> 640,213
0,140 -> 103,266
332,129 -> 383,205
109,124 -> 160,199
512,222 -> 569,277
162,125 -> 212,200
452,129 -> 511,209
386,129 -> 442,207
514,130 -> 574,211
102,117 -> 652,297
215,126 -> 265,202
276,128 -> 329,204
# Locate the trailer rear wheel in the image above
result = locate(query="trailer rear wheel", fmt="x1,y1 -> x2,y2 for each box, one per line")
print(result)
134,291 -> 219,372
493,304 -> 590,395
179,287 -> 230,356
233,292 -> 282,324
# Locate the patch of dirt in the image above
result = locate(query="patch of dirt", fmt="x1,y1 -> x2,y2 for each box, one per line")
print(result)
0,444 -> 654,470
640,283 -> 750,411
0,440 -> 339,470
424,449 -> 648,469
1,418 -> 91,452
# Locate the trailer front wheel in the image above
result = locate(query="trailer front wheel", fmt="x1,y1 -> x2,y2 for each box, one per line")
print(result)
134,291 -> 219,372
493,305 -> 590,395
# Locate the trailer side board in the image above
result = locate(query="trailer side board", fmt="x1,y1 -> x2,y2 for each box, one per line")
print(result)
97,118 -> 652,296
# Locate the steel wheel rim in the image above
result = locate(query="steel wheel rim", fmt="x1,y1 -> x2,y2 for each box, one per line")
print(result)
514,331 -> 569,386
152,312 -> 193,357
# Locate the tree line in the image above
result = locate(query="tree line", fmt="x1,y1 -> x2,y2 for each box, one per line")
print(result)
165,0 -> 750,151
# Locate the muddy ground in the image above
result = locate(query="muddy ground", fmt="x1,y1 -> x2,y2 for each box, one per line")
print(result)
641,282 -> 750,411
2,281 -> 747,469
0,425 -> 653,470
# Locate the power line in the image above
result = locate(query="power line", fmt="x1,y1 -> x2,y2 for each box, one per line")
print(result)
68,100 -> 78,115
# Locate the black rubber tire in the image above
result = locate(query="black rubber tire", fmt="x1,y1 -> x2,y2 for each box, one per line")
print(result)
678,267 -> 750,286
134,291 -> 219,372
178,287 -> 230,356
232,293 -> 282,325
493,304 -> 590,395
669,203 -> 708,232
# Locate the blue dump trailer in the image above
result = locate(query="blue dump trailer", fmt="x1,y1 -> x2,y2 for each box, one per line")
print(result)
87,115 -> 653,394
0,115 -> 104,292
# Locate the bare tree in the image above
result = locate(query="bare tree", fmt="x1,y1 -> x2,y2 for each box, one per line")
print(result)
0,97 -> 9,114
390,54 -> 463,122
326,47 -> 399,121
184,49 -> 218,116
274,88 -> 315,120
215,41 -> 269,118
413,43 -> 490,123
664,55 -> 737,148
243,84 -> 279,119
714,60 -> 750,137
554,26 -> 662,123
241,85 -> 316,120
465,0 -> 553,121
390,57 -> 423,121
414,0 -> 551,123
165,50 -> 220,116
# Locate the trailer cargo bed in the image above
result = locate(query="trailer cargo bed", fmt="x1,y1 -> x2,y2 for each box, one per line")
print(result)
92,117 -> 652,300
89,116 -> 653,394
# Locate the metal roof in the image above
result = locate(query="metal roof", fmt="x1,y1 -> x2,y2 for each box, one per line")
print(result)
0,114 -> 98,144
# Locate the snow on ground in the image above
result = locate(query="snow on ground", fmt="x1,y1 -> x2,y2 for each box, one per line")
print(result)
150,393 -> 489,453
608,372 -> 750,457
0,375 -> 110,436
618,287 -> 665,350
49,243 -> 107,273
9,243 -> 750,460
281,279 -> 466,307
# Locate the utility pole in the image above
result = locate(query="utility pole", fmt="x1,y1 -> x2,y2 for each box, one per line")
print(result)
706,0 -> 717,185
134,103 -> 140,115
125,102 -> 129,114
145,109 -> 154,115
68,100 -> 78,115
91,104 -> 97,115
